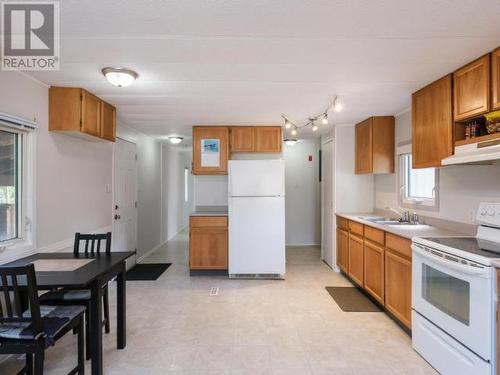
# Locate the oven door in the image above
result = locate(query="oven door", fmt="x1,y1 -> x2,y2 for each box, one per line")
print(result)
412,243 -> 495,361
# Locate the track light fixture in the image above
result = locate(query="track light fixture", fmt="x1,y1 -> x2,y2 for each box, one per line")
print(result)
281,96 -> 341,136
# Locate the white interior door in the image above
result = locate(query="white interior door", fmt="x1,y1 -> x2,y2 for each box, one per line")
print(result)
113,138 -> 138,257
321,139 -> 335,268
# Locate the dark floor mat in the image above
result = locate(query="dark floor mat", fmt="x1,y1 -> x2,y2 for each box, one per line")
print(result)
126,263 -> 171,281
325,286 -> 382,312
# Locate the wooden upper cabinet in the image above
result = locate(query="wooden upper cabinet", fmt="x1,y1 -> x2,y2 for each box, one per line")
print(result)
230,127 -> 256,152
355,118 -> 372,174
192,126 -> 229,175
100,101 -> 116,142
49,86 -> 116,142
492,48 -> 500,111
355,116 -> 394,174
454,54 -> 491,121
255,126 -> 282,152
412,75 -> 453,169
81,90 -> 101,137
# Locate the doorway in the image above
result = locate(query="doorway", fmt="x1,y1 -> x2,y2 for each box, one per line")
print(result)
321,138 -> 335,268
113,138 -> 138,259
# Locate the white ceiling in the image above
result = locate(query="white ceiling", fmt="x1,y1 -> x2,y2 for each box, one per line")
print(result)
28,0 -> 500,139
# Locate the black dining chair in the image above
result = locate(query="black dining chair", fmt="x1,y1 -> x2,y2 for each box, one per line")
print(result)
39,232 -> 112,360
0,264 -> 85,375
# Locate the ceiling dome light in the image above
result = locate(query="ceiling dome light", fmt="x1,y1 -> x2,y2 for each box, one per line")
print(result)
168,136 -> 183,144
322,114 -> 328,125
284,139 -> 298,146
102,67 -> 138,87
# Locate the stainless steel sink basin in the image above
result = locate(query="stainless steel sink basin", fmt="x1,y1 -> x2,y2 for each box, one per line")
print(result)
357,216 -> 385,222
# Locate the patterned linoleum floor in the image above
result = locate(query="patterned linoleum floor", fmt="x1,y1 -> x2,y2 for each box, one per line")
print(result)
0,230 -> 436,374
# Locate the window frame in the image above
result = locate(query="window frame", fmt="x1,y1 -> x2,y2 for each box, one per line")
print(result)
0,123 -> 35,253
398,152 -> 439,212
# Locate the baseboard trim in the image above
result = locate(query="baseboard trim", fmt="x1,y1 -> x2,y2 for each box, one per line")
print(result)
286,243 -> 320,247
167,225 -> 187,241
136,240 -> 167,263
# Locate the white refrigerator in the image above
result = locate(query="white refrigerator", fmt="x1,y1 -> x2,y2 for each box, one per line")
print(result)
228,159 -> 285,278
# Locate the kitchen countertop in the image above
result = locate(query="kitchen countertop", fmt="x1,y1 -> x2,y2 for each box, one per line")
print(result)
190,205 -> 228,216
336,213 -> 464,240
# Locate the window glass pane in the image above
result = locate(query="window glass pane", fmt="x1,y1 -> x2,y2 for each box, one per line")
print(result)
422,264 -> 470,325
0,130 -> 18,241
401,154 -> 435,200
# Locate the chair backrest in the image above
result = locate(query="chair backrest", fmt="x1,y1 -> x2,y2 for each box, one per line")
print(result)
74,232 -> 112,255
0,264 -> 42,334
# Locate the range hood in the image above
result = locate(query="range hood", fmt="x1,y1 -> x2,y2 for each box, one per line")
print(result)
442,138 -> 500,165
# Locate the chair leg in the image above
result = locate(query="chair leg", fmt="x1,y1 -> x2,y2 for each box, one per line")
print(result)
77,316 -> 85,375
33,343 -> 44,375
103,285 -> 110,334
25,354 -> 33,375
85,306 -> 91,361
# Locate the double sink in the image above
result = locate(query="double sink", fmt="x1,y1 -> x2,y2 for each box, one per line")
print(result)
358,216 -> 430,229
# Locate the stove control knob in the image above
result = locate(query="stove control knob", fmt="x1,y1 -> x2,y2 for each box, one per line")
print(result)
488,208 -> 496,217
480,208 -> 487,216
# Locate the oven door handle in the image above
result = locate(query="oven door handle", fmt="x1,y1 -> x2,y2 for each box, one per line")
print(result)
412,244 -> 489,276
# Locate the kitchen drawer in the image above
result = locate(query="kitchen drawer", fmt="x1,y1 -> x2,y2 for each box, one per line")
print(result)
190,216 -> 228,228
337,216 -> 349,231
349,220 -> 364,237
365,226 -> 385,246
386,233 -> 412,259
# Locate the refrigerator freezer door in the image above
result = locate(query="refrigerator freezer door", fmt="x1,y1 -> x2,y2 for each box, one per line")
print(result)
228,160 -> 284,197
229,196 -> 285,276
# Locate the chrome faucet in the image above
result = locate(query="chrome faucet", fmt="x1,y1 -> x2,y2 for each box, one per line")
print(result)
386,207 -> 410,222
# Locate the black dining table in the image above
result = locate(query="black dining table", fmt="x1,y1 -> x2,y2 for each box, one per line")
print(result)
2,251 -> 135,375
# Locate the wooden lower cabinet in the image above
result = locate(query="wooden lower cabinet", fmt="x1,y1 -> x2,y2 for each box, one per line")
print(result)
189,216 -> 228,270
336,218 -> 413,330
364,240 -> 385,304
348,233 -> 364,287
336,228 -> 348,273
385,249 -> 412,328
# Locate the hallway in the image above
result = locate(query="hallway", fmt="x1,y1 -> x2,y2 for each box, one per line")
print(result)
2,231 -> 435,374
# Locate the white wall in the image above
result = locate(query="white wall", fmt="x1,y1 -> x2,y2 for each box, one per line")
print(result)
194,175 -> 228,206
0,71 -> 164,264
163,145 -> 194,240
374,110 -> 500,224
117,123 -> 163,258
335,125 -> 375,213
284,140 -> 321,245
0,71 -> 113,263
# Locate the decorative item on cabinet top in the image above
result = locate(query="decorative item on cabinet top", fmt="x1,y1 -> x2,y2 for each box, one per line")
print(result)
49,86 -> 116,142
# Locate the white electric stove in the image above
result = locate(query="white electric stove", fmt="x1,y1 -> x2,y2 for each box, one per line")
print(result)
412,202 -> 500,375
